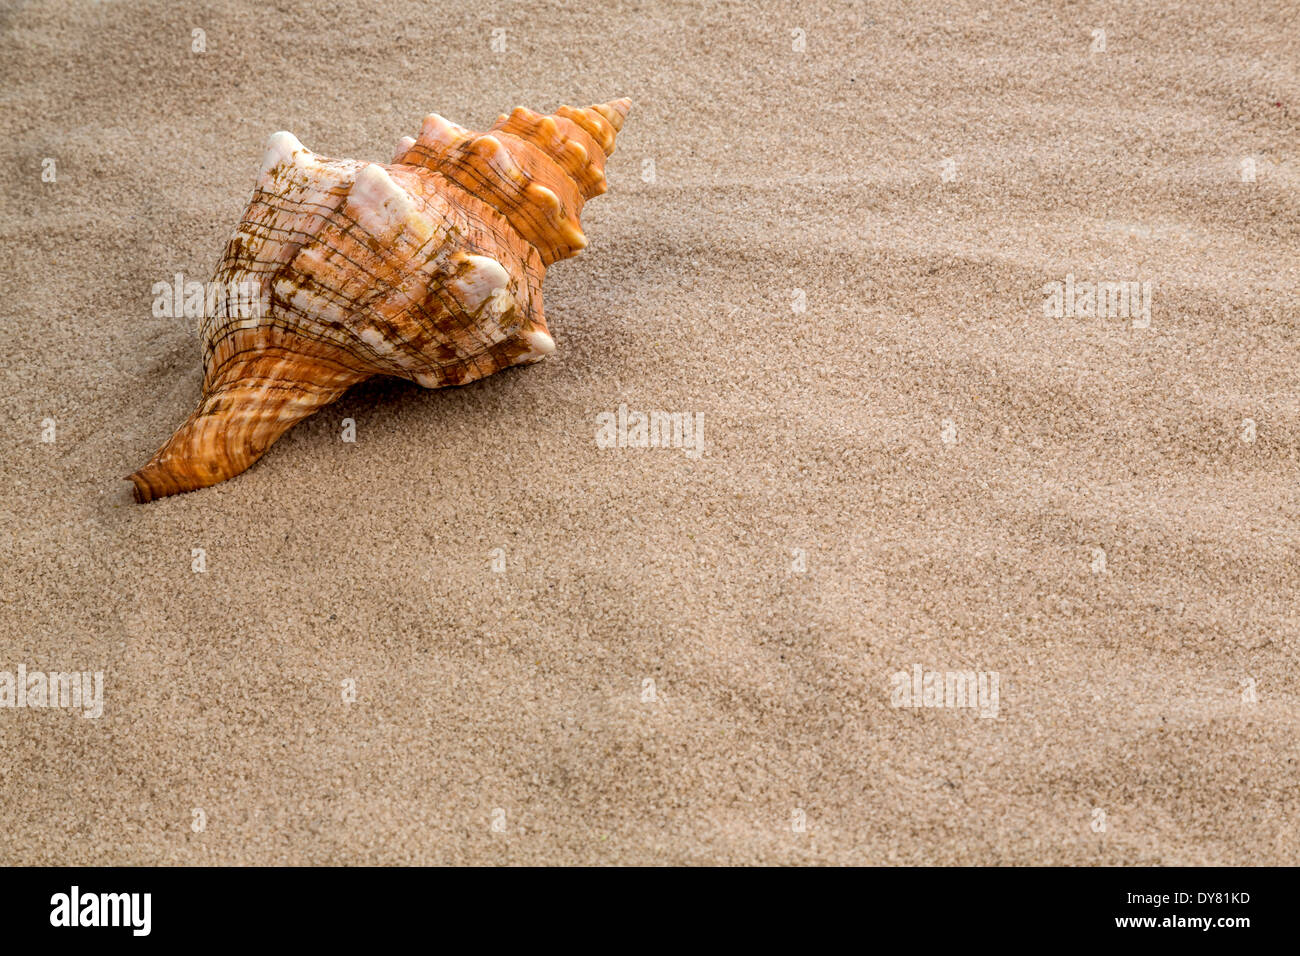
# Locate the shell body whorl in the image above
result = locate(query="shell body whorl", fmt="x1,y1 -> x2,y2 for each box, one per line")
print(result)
128,99 -> 631,502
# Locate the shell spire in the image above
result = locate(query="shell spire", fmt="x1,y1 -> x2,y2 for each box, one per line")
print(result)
127,100 -> 632,502
391,98 -> 632,265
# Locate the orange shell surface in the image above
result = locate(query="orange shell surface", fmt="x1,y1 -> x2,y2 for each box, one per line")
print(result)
128,99 -> 631,502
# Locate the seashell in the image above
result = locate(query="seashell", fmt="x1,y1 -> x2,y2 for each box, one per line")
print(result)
127,98 -> 632,502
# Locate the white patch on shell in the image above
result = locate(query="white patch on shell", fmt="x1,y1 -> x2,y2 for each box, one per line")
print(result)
449,254 -> 511,310
260,131 -> 312,184
517,328 -> 556,364
358,326 -> 398,356
347,163 -> 415,238
484,288 -> 513,319
277,282 -> 344,327
447,255 -> 520,345
417,114 -> 469,152
391,135 -> 416,163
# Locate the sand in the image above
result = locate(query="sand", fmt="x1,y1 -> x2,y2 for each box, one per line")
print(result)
0,0 -> 1296,865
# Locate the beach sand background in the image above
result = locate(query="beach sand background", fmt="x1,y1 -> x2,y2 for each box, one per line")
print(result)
1,0 -> 1296,864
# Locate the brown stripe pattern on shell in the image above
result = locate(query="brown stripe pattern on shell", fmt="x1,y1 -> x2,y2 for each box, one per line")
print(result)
128,98 -> 631,502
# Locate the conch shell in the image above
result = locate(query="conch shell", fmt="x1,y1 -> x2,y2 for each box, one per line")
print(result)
128,98 -> 632,502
